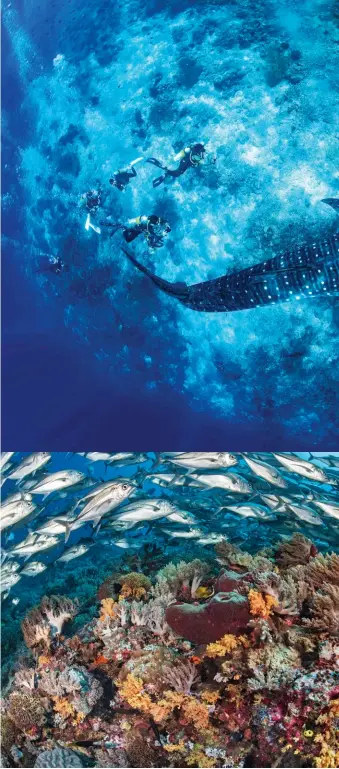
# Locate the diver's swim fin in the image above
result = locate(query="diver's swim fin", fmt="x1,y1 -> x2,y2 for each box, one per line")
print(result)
153,175 -> 166,188
130,156 -> 144,166
121,247 -> 189,300
321,198 -> 339,212
85,214 -> 101,234
147,157 -> 166,169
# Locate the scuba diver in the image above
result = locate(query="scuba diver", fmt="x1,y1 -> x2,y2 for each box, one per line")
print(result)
36,254 -> 67,275
109,157 -> 143,191
102,214 -> 171,249
79,186 -> 103,234
79,187 -> 102,212
147,143 -> 213,188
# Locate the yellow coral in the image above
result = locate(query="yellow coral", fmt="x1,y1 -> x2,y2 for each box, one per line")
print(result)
163,741 -> 186,753
120,585 -> 147,600
117,674 -> 152,713
99,598 -> 117,621
201,690 -> 221,704
150,691 -> 185,723
195,586 -> 214,599
53,697 -> 84,725
205,633 -> 247,657
248,589 -> 277,618
186,747 -> 217,768
183,697 -> 210,729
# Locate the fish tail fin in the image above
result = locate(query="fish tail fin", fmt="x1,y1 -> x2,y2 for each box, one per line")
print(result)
121,248 -> 189,301
321,198 -> 339,212
64,523 -> 72,543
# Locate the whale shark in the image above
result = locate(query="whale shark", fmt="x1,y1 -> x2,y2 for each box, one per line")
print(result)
121,199 -> 339,313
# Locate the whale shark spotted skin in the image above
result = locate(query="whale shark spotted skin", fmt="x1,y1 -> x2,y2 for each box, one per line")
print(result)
122,200 -> 339,313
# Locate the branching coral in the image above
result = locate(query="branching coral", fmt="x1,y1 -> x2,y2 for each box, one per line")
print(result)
247,644 -> 301,691
304,552 -> 339,589
119,572 -> 152,600
154,559 -> 210,599
162,659 -> 200,693
21,596 -> 78,650
40,595 -> 79,635
275,533 -> 316,568
7,691 -> 47,732
305,583 -> 339,633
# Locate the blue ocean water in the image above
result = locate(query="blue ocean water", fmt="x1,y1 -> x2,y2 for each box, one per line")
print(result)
2,0 -> 339,448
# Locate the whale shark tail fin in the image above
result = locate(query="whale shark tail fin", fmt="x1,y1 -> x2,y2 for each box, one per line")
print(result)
121,247 -> 189,301
321,198 -> 339,212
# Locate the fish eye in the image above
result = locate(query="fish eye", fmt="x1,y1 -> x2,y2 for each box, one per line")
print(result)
122,483 -> 129,490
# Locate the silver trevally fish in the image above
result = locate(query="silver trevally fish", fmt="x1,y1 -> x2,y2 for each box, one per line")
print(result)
9,452 -> 51,481
147,473 -> 188,487
1,573 -> 21,594
161,527 -> 203,539
55,541 -> 94,562
283,501 -> 324,526
311,499 -> 339,520
20,561 -> 47,577
112,498 -> 175,523
33,519 -> 70,537
2,560 -> 21,575
1,498 -> 38,532
197,532 -> 225,545
9,532 -> 61,558
167,452 -> 238,470
242,455 -> 287,488
273,454 -> 331,483
30,470 -> 86,496
0,452 -> 15,470
189,473 -> 252,494
70,480 -> 136,531
106,453 -> 148,466
221,503 -> 276,519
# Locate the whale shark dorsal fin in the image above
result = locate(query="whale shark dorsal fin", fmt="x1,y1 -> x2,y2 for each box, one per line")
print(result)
321,198 -> 339,212
121,247 -> 189,301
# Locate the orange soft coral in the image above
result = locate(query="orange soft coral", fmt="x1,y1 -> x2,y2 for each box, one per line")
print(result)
53,697 -> 84,725
117,674 -> 152,713
183,697 -> 210,729
248,589 -> 277,618
205,633 -> 248,657
99,598 -> 117,621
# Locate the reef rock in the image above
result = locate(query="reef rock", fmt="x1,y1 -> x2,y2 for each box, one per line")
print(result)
166,591 -> 251,644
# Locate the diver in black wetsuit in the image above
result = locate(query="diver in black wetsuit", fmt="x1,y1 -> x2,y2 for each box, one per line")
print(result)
79,187 -> 102,212
109,157 -> 144,191
147,143 -> 212,187
37,255 -> 67,275
103,214 -> 171,249
109,166 -> 137,191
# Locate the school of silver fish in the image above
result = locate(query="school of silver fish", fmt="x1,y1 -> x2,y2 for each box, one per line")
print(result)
1,451 -> 338,599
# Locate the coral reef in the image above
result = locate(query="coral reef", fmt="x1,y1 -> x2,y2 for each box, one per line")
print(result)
2,537 -> 339,768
